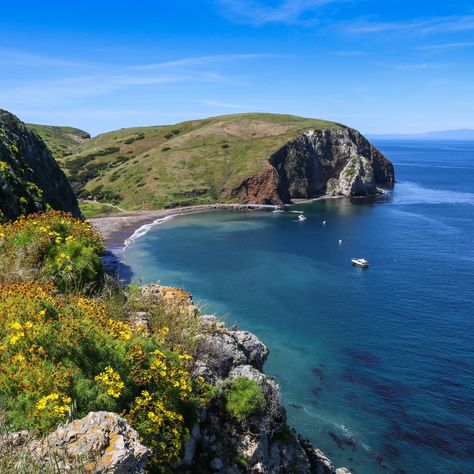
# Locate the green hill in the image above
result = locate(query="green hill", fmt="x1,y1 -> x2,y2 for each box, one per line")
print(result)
0,109 -> 81,220
59,113 -> 394,210
27,124 -> 90,159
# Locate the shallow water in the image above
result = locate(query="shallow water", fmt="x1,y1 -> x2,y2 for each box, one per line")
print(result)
122,140 -> 474,473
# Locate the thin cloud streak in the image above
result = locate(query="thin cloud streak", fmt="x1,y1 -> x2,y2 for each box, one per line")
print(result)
0,49 -> 85,68
346,15 -> 474,35
418,41 -> 474,51
130,54 -> 277,70
332,50 -> 365,56
392,63 -> 430,70
216,0 -> 338,25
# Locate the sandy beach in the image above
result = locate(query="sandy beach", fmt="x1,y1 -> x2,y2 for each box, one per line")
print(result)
89,203 -> 271,247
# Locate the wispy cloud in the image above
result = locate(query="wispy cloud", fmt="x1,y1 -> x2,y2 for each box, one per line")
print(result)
130,53 -> 275,70
199,100 -> 245,109
0,71 -> 219,107
216,0 -> 338,25
332,50 -> 365,57
0,51 -> 270,108
418,41 -> 474,51
346,15 -> 474,35
0,49 -> 84,68
392,63 -> 430,70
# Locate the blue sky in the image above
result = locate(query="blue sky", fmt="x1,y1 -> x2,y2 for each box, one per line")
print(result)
0,0 -> 473,135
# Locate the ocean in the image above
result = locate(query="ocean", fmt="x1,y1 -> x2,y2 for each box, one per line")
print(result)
121,140 -> 474,473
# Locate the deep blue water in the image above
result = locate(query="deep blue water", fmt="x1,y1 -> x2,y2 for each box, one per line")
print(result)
122,140 -> 474,474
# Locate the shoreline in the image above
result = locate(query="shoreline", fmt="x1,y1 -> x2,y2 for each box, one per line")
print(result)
89,195 -> 350,249
89,203 -> 275,248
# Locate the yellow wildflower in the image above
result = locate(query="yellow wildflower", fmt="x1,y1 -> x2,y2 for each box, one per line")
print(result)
95,367 -> 124,399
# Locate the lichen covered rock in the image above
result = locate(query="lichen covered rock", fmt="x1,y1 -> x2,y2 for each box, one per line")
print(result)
33,411 -> 151,473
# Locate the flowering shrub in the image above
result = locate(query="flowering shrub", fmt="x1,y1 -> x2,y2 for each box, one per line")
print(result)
0,281 -> 198,466
0,211 -> 104,292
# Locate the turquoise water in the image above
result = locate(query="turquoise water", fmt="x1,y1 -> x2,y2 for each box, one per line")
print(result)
122,140 -> 474,474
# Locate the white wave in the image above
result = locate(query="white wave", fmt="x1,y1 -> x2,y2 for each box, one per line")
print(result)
124,215 -> 176,248
393,181 -> 474,206
334,422 -> 356,440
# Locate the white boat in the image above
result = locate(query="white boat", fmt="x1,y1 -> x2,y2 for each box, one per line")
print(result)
298,214 -> 307,221
352,258 -> 369,268
272,205 -> 286,213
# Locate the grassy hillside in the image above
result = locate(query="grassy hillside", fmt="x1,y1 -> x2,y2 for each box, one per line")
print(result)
60,113 -> 342,210
28,124 -> 90,159
0,109 -> 81,221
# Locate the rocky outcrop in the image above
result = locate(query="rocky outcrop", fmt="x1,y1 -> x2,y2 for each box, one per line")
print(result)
189,314 -> 352,473
232,127 -> 394,203
0,109 -> 81,220
33,411 -> 151,473
230,168 -> 284,205
133,285 -> 351,473
2,412 -> 150,473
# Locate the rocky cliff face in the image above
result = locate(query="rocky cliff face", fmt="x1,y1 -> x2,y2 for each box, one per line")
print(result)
0,109 -> 81,220
232,128 -> 394,204
144,285 -> 352,474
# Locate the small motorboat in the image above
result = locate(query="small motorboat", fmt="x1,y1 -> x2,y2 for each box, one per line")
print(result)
298,214 -> 307,221
272,205 -> 286,213
322,220 -> 326,225
352,258 -> 369,268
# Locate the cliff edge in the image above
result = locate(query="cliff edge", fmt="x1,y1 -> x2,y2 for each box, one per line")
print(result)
232,127 -> 394,204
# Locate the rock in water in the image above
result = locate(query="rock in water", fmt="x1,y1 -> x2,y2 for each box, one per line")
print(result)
0,109 -> 81,220
33,411 -> 151,473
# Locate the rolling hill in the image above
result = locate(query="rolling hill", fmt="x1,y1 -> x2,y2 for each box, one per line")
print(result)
54,113 -> 394,210
27,124 -> 90,159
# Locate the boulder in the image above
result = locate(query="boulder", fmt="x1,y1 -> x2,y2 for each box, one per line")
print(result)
33,411 -> 151,473
232,330 -> 269,370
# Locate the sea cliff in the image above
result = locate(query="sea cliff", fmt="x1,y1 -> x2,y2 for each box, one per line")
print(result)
232,127 -> 394,204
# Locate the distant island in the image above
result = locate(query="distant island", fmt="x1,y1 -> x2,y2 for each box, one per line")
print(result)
370,129 -> 474,141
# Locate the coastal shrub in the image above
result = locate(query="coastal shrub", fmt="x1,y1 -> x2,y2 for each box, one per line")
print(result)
0,211 -> 104,292
139,290 -> 203,354
0,281 -> 198,467
224,377 -> 266,423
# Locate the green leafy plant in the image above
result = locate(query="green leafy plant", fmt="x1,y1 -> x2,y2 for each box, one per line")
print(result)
224,377 -> 266,423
